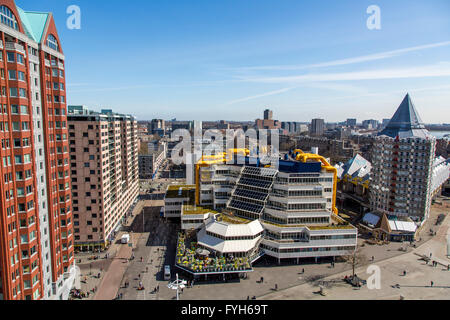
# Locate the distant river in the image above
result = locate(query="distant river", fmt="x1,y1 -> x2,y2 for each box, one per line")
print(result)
430,131 -> 450,139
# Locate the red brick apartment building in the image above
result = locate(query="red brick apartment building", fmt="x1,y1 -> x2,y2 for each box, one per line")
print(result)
0,0 -> 75,300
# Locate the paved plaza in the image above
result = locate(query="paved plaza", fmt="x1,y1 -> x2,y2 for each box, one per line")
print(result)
74,197 -> 450,300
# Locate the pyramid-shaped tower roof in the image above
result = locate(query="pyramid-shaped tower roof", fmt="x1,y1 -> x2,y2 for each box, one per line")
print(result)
378,94 -> 432,139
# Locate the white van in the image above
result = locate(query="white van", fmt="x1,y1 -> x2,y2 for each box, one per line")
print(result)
164,265 -> 171,280
121,234 -> 130,244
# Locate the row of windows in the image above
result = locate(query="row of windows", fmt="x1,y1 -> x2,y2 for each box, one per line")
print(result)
0,68 -> 26,81
261,244 -> 355,253
267,201 -> 327,211
206,230 -> 263,241
2,153 -> 32,166
6,52 -> 24,64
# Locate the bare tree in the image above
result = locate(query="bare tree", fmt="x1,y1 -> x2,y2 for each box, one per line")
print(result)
344,248 -> 368,278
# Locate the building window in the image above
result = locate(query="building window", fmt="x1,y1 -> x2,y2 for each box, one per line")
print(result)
47,34 -> 59,51
0,5 -> 18,30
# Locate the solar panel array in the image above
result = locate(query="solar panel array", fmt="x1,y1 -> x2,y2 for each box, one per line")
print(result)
238,177 -> 273,190
242,166 -> 278,178
233,188 -> 268,201
229,199 -> 264,214
226,165 -> 277,216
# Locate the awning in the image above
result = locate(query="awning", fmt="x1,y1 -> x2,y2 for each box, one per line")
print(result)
388,220 -> 417,233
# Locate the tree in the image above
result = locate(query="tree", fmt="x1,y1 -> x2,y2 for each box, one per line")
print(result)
345,248 -> 368,278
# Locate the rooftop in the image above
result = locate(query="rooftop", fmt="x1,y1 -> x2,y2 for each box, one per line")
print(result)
182,205 -> 218,215
17,7 -> 49,43
378,94 -> 432,139
165,185 -> 196,202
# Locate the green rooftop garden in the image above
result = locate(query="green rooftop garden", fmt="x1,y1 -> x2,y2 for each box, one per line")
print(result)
176,233 -> 252,273
182,205 -> 218,215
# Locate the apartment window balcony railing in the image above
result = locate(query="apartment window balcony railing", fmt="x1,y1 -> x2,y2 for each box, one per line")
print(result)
5,42 -> 25,55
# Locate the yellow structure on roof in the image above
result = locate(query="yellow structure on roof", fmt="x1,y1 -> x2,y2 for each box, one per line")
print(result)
195,148 -> 250,205
295,151 -> 339,215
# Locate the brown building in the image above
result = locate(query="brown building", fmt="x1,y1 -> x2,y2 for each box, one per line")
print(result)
67,106 -> 139,250
255,109 -> 281,130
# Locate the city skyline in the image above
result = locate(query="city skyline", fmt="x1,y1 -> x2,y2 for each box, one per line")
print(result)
15,0 -> 450,123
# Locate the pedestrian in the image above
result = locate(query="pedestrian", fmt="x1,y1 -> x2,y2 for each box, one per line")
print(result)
157,285 -> 159,292
372,256 -> 374,262
247,296 -> 250,300
430,281 -> 434,287
146,267 -> 149,273
138,273 -> 141,279
430,253 -> 432,258
275,284 -> 278,291
447,265 -> 450,271
403,270 -> 407,276
302,268 -> 305,274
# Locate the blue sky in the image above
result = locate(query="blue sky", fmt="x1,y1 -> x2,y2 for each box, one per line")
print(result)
17,0 -> 450,123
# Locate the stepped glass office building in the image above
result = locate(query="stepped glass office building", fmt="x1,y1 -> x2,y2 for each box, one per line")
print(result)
0,0 -> 75,300
370,94 -> 437,221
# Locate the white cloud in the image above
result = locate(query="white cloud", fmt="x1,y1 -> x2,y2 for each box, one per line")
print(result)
236,41 -> 450,71
223,87 -> 296,105
237,62 -> 450,84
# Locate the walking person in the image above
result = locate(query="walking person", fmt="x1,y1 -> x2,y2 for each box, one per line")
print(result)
275,284 -> 278,291
430,281 -> 434,287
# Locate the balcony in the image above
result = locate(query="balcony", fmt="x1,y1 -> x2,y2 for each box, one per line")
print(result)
5,42 -> 25,55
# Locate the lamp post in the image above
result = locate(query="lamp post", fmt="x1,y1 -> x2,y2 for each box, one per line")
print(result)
167,273 -> 186,301
142,209 -> 145,233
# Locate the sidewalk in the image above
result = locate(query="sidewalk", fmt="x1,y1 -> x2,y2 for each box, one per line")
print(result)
93,243 -> 133,300
259,204 -> 450,300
